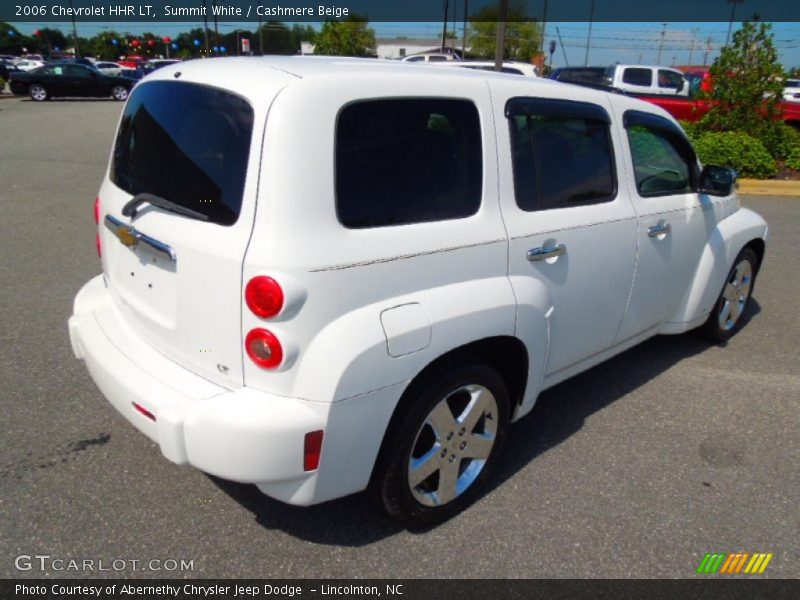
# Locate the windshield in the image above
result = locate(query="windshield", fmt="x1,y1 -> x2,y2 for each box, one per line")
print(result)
110,81 -> 254,226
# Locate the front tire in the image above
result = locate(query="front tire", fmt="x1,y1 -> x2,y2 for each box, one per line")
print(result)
29,84 -> 48,101
111,85 -> 129,101
702,247 -> 758,342
371,364 -> 510,528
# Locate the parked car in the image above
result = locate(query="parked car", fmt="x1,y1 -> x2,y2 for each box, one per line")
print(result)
552,64 -> 689,96
402,52 -> 460,63
144,59 -> 180,73
69,57 -> 767,527
9,63 -> 134,101
783,79 -> 800,103
432,60 -> 538,77
94,61 -> 124,77
14,59 -> 45,72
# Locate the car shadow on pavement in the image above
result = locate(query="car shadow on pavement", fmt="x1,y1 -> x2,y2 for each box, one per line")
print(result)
211,299 -> 761,544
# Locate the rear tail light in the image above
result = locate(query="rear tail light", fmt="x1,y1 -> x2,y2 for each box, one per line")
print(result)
304,430 -> 324,471
245,328 -> 283,369
245,276 -> 284,318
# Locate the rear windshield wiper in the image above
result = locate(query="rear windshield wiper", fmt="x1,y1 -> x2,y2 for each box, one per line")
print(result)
122,193 -> 209,222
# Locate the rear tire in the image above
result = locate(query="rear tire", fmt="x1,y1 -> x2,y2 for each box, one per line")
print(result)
29,84 -> 47,102
111,85 -> 129,101
371,364 -> 510,528
702,247 -> 758,342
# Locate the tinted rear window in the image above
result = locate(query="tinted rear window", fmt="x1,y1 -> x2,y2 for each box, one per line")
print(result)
111,81 -> 254,226
554,68 -> 610,86
336,98 -> 482,228
622,68 -> 653,87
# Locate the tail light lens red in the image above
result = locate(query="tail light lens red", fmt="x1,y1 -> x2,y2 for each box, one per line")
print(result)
304,430 -> 324,471
94,197 -> 102,257
245,328 -> 283,369
245,276 -> 284,318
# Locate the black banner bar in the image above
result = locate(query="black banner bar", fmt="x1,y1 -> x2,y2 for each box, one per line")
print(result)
3,579 -> 800,600
2,0 -> 800,23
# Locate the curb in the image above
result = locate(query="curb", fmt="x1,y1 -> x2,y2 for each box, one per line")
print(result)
738,179 -> 800,197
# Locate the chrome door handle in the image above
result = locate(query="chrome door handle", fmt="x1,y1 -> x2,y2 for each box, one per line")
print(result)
648,223 -> 672,237
527,243 -> 566,262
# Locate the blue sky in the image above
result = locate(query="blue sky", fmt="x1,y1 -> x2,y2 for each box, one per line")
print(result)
11,20 -> 800,68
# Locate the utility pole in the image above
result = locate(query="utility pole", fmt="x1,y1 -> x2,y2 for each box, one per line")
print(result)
703,37 -> 713,65
726,0 -> 745,46
462,0 -> 468,58
212,0 -> 220,53
638,53 -> 643,64
494,0 -> 508,71
441,0 -> 450,53
540,0 -> 549,57
202,0 -> 210,56
688,27 -> 699,65
67,0 -> 80,57
556,26 -> 569,67
258,4 -> 263,55
584,0 -> 595,66
657,23 -> 667,65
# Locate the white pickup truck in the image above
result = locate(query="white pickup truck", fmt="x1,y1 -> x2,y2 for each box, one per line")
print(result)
552,64 -> 690,96
69,57 -> 767,527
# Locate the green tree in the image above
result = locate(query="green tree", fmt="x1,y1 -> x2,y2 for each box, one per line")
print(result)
699,20 -> 785,135
87,31 -> 124,60
30,27 -> 67,55
313,15 -> 375,57
468,0 -> 541,62
0,22 -> 25,54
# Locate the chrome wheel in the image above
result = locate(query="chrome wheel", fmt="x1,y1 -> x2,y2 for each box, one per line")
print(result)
718,259 -> 753,331
29,85 -> 47,101
112,85 -> 129,101
408,384 -> 498,507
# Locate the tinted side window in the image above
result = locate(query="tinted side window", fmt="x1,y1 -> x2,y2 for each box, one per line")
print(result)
622,68 -> 653,87
336,99 -> 482,228
65,65 -> 92,78
627,125 -> 695,197
508,99 -> 616,212
658,70 -> 683,89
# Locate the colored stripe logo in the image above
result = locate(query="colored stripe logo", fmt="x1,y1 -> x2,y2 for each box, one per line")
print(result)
697,552 -> 773,574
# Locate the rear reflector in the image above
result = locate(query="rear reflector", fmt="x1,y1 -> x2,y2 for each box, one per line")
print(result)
245,328 -> 283,369
132,402 -> 156,421
94,196 -> 100,224
304,430 -> 324,471
95,233 -> 102,258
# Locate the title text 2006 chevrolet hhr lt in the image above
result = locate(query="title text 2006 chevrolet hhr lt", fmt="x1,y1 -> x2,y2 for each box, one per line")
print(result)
68,57 -> 767,526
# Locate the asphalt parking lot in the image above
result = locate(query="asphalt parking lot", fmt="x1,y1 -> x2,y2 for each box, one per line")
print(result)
0,97 -> 797,579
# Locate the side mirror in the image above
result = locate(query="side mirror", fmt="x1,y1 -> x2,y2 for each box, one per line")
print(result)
699,165 -> 736,196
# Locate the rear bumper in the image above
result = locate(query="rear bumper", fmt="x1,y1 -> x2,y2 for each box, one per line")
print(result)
68,275 -> 330,505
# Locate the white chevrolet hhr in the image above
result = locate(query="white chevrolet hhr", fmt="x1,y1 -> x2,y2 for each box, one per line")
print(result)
69,57 -> 767,527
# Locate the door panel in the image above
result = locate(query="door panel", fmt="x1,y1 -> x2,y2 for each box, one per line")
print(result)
613,107 -> 710,340
491,83 -> 638,376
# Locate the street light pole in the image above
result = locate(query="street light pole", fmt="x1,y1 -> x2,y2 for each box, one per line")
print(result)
657,23 -> 666,65
726,0 -> 745,46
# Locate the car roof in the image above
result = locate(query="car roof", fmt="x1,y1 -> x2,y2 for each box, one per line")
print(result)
151,55 -> 553,86
143,55 -> 673,119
